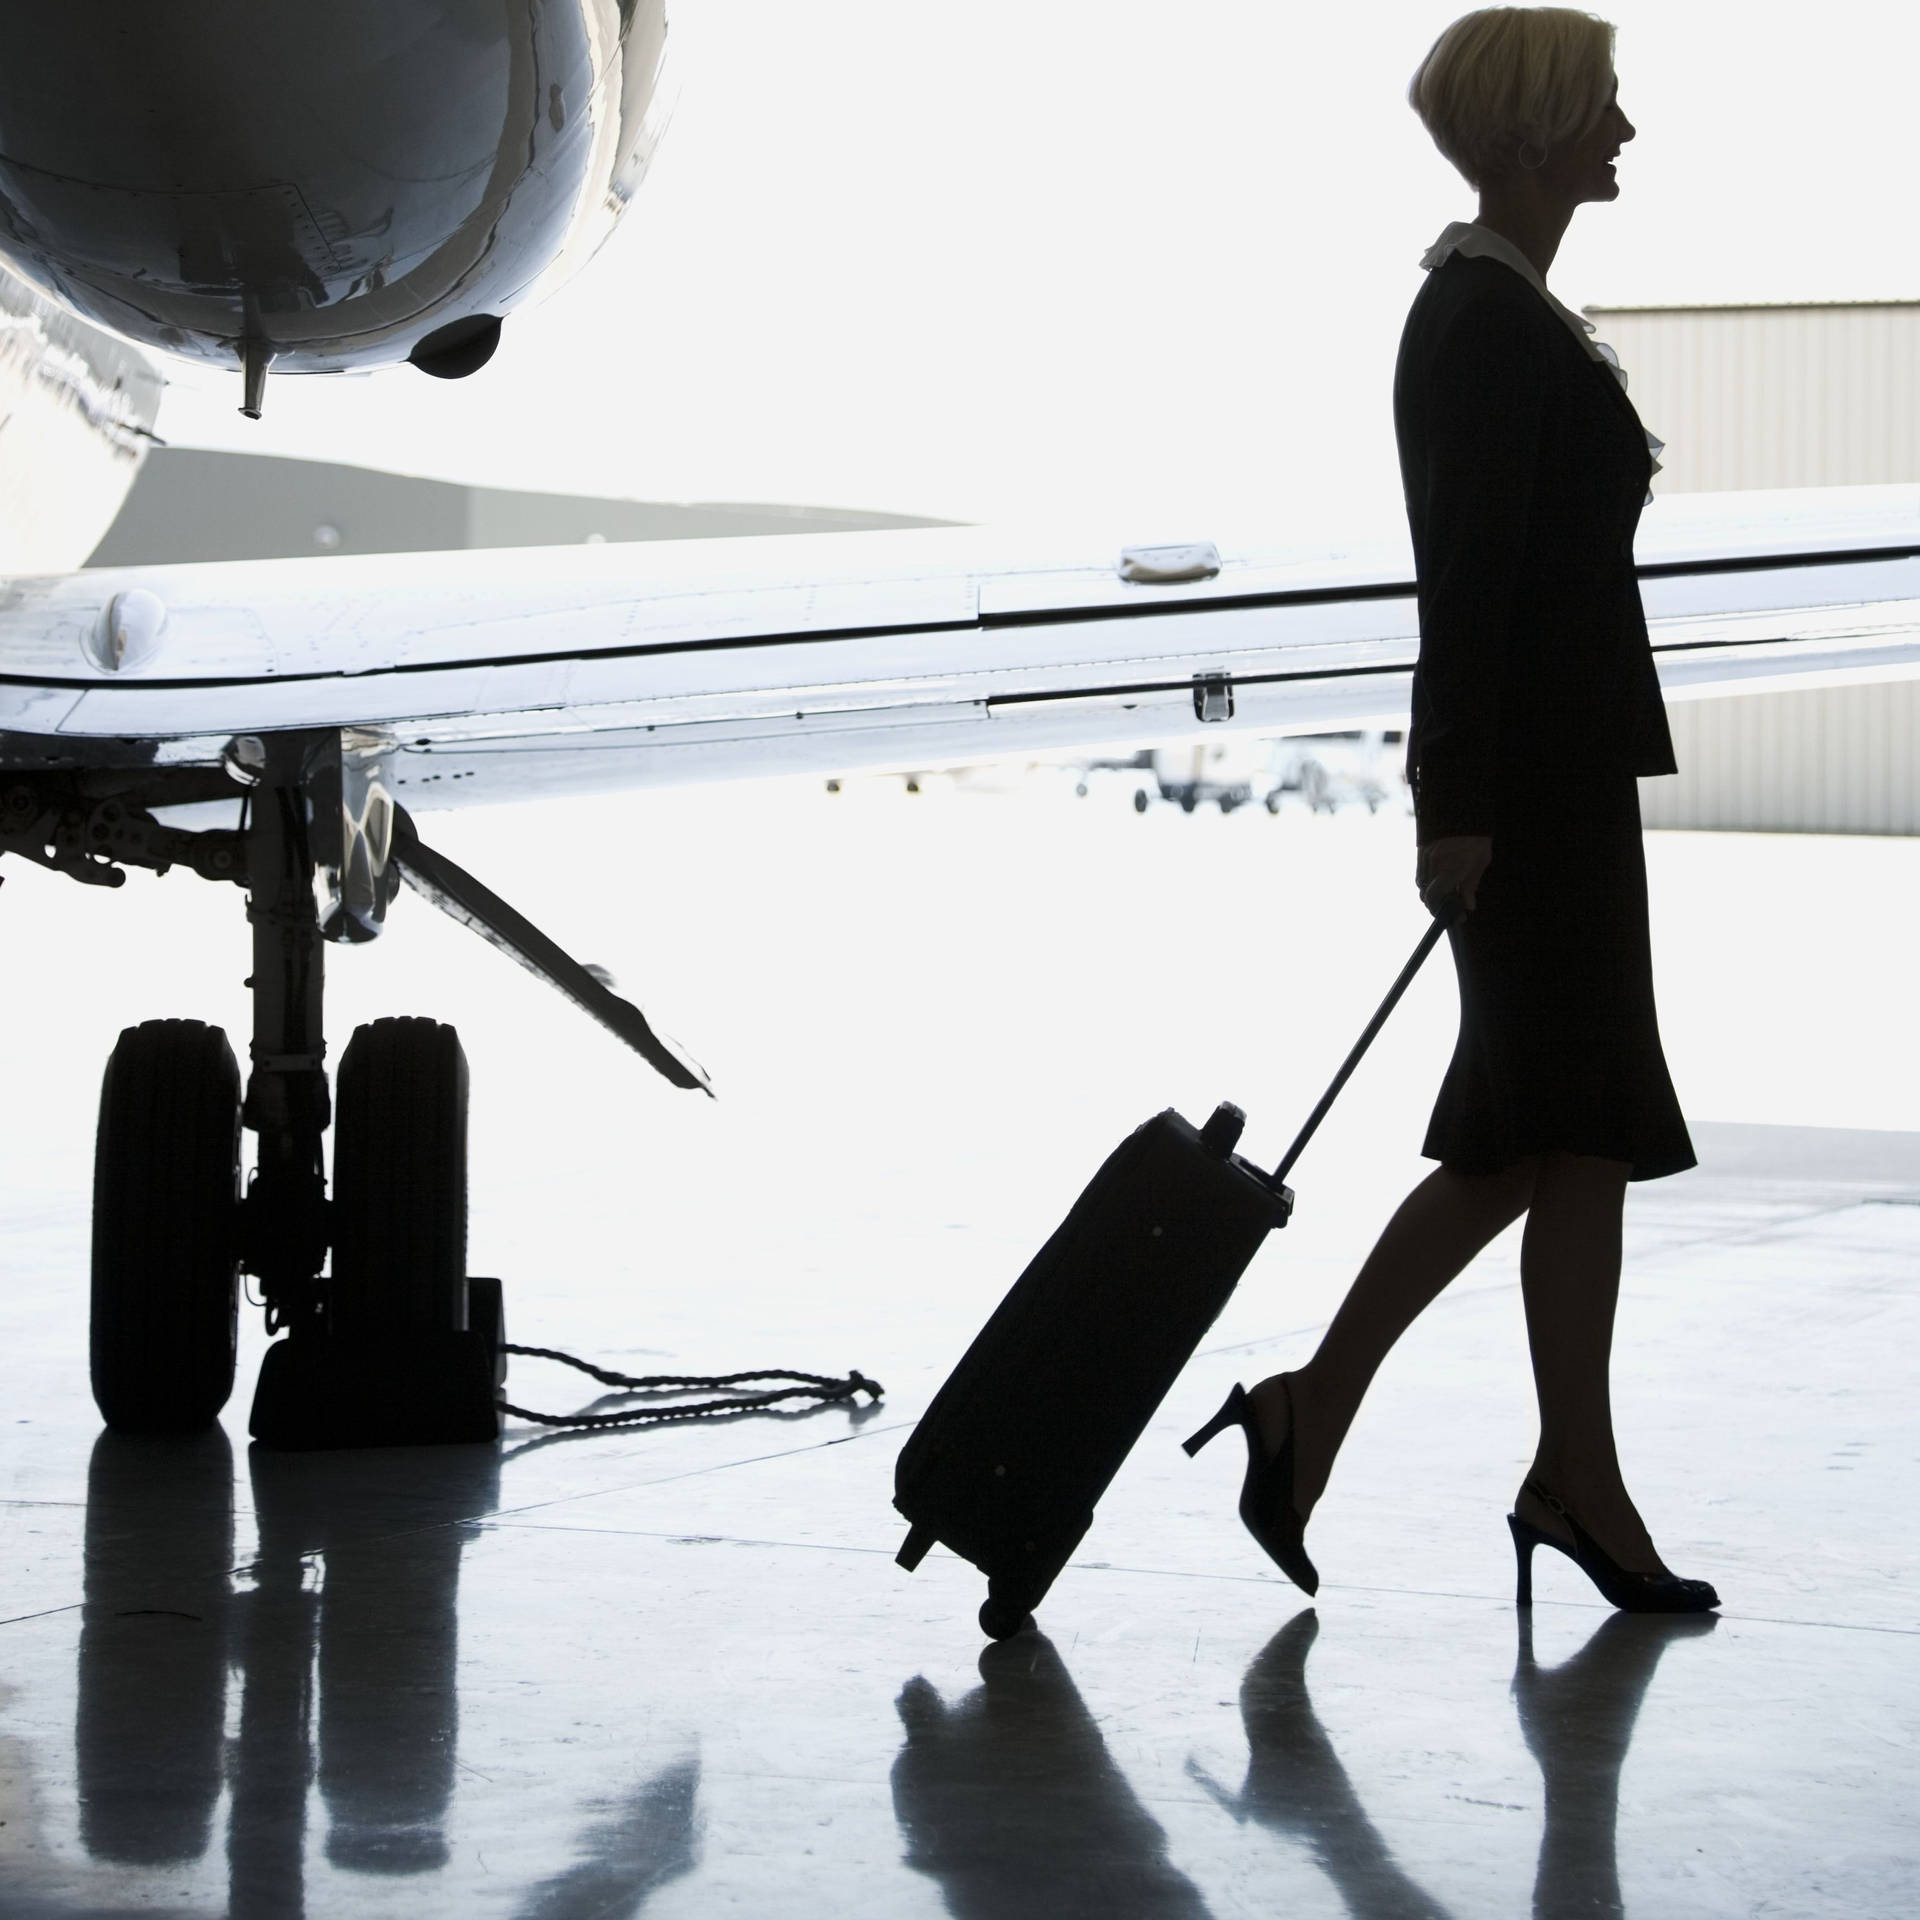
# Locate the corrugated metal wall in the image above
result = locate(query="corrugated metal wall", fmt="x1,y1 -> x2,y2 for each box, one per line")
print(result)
1648,681 -> 1920,833
1585,302 -> 1920,834
1589,303 -> 1920,494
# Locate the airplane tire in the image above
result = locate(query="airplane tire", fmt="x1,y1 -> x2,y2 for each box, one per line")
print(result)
90,1020 -> 241,1434
330,1018 -> 468,1340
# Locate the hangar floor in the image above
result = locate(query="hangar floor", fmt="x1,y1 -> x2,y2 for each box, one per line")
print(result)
3,777 -> 1918,1917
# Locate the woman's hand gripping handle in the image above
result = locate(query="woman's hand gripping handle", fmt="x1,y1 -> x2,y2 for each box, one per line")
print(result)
1417,835 -> 1492,918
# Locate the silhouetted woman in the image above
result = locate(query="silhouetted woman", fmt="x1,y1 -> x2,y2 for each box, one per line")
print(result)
1186,7 -> 1716,1614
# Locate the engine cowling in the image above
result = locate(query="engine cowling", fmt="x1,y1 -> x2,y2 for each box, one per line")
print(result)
0,0 -> 669,408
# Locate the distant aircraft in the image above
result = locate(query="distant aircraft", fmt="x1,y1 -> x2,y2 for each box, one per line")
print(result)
0,2 -> 1915,1442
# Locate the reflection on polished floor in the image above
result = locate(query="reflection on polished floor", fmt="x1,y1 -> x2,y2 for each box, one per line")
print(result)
7,1117 -> 1918,1918
4,793 -> 1920,1916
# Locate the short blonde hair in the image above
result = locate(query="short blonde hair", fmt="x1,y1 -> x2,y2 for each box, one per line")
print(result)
1409,8 -> 1617,188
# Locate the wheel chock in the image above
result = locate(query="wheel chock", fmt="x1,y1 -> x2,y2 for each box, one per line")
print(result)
248,1278 -> 506,1450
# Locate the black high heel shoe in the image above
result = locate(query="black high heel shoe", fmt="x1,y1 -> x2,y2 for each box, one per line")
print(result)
1508,1482 -> 1718,1614
1184,1380 -> 1319,1596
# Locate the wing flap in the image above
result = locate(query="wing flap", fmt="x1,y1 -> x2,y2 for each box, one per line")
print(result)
390,812 -> 711,1094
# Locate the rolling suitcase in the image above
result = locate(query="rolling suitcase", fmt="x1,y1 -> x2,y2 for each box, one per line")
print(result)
894,913 -> 1452,1639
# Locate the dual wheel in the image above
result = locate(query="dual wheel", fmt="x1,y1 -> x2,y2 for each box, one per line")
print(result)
89,1017 -> 469,1434
329,1017 -> 468,1343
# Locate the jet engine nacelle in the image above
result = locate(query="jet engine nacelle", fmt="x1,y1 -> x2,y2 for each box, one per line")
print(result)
0,0 -> 670,411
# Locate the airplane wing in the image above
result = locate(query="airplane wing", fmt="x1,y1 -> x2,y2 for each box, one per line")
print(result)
1,483 -> 1914,811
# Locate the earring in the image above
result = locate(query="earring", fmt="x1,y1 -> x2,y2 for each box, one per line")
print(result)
1517,139 -> 1549,170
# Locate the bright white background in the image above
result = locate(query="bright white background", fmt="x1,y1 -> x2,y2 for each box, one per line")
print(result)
4,781 -> 1919,1282
155,0 -> 1920,530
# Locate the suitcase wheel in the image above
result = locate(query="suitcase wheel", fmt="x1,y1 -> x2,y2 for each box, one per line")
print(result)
979,1592 -> 1037,1641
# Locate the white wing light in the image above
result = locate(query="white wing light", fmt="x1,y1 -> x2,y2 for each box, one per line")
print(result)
86,588 -> 169,673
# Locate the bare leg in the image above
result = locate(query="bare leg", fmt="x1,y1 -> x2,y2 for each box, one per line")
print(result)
1514,1152 -> 1662,1573
1249,1159 -> 1537,1519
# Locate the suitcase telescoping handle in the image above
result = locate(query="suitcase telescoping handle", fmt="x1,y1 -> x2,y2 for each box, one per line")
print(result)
1270,900 -> 1460,1185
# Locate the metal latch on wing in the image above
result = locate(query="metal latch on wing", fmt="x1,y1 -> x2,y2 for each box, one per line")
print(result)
1192,674 -> 1234,723
1119,542 -> 1221,584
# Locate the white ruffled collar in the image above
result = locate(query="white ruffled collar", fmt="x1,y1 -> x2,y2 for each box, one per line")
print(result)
1421,221 -> 1663,488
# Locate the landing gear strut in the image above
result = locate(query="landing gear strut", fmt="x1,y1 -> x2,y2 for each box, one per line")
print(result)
4,728 -> 709,1446
235,736 -> 333,1335
237,736 -> 495,1448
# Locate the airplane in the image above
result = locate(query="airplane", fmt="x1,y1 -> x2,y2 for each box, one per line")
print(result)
0,2 -> 1916,1449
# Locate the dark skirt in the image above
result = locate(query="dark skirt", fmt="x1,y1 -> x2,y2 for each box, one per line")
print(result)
1423,772 -> 1695,1182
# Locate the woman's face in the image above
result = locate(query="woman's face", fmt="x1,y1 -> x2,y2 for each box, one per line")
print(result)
1546,81 -> 1636,204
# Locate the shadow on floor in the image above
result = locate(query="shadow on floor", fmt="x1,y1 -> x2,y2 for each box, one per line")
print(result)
72,1429 -> 698,1918
1513,1608 -> 1719,1920
1192,1604 -> 1718,1920
1189,1610 -> 1455,1920
892,1632 -> 1212,1918
510,1754 -> 702,1920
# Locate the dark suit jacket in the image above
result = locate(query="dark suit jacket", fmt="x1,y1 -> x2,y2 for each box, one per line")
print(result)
1394,251 -> 1676,842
